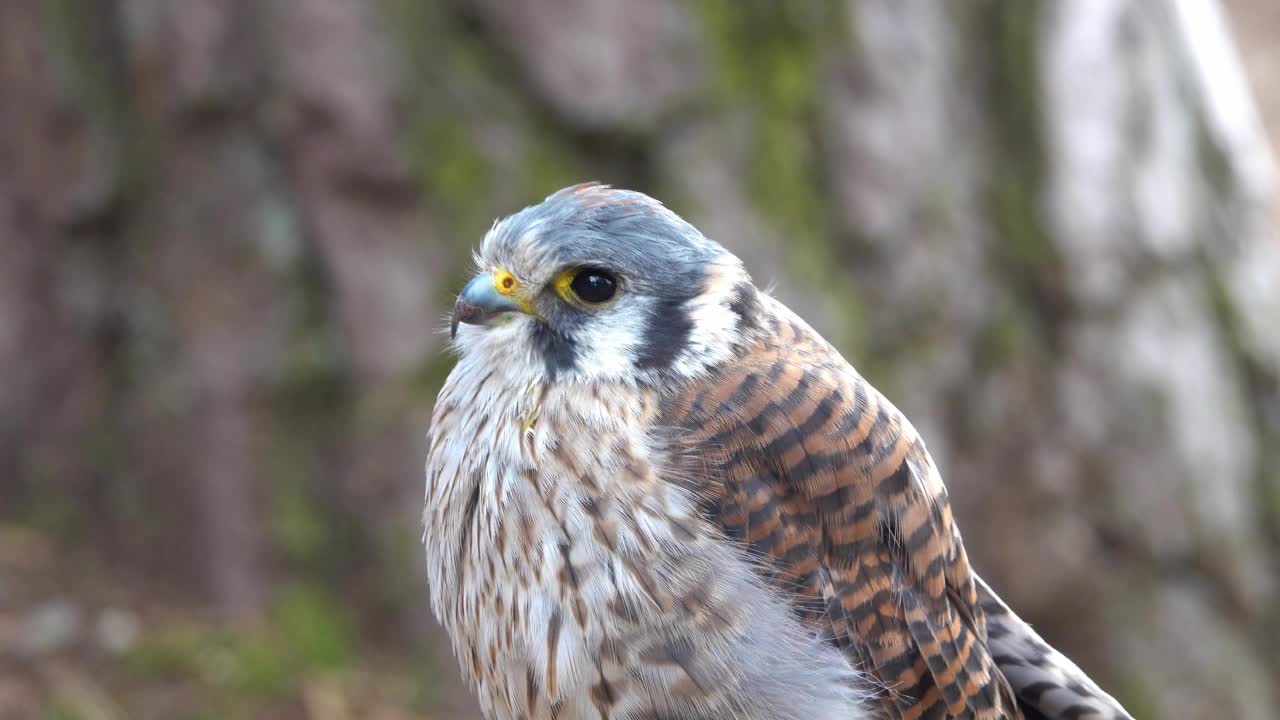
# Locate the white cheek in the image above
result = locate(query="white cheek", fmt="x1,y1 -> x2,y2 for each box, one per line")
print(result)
670,293 -> 739,378
570,303 -> 648,381
451,318 -> 545,382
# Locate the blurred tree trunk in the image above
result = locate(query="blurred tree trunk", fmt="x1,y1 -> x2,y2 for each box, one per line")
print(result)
2,0 -> 478,712
818,2 -> 1280,717
122,0 -> 288,620
0,0 -> 447,621
0,0 -> 131,558
793,1 -> 1280,716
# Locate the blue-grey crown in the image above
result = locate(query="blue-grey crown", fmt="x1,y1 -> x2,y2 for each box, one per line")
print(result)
486,183 -> 727,296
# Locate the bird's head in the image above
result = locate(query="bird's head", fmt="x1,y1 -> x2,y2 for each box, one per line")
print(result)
450,183 -> 762,384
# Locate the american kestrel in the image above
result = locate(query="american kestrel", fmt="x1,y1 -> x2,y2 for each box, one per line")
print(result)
423,184 -> 1133,720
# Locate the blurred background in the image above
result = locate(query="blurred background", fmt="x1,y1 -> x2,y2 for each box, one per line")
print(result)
2,1 -> 1279,718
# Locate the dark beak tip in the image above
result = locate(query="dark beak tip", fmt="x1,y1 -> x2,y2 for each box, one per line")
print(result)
450,298 -> 461,340
451,300 -> 498,339
450,273 -> 523,339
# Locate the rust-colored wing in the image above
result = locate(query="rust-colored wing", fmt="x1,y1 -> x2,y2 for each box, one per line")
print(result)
660,302 -> 1021,720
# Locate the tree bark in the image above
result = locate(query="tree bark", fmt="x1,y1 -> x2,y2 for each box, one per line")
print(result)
822,2 -> 1280,716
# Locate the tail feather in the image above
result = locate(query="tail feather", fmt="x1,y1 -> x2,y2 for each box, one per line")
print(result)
976,576 -> 1134,720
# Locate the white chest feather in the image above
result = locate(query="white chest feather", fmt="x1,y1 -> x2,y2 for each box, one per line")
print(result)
423,324 -> 868,720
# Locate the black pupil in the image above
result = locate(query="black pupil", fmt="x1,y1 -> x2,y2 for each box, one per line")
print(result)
570,269 -> 616,304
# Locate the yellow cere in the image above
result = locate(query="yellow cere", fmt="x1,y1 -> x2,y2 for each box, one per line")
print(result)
494,268 -> 520,296
491,268 -> 536,315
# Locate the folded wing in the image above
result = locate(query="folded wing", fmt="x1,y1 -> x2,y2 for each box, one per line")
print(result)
660,302 -> 1018,719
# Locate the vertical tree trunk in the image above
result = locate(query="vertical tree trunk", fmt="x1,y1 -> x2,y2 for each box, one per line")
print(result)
0,0 -> 125,549
270,10 -> 476,711
113,0 -> 295,620
818,2 -> 1280,716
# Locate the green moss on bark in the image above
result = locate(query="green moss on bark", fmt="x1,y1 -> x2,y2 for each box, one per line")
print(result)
1203,261 -> 1280,550
697,1 -> 867,356
966,1 -> 1068,352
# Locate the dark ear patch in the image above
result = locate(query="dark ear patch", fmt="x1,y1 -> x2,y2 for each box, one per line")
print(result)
635,296 -> 693,370
531,322 -> 578,378
729,282 -> 761,335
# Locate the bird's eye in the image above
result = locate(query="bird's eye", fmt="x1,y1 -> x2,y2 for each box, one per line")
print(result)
567,268 -> 618,305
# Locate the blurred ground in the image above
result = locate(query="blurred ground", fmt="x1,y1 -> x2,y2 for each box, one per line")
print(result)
0,524 -> 456,720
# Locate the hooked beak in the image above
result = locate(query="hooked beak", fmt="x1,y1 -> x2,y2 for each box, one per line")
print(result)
451,272 -> 526,339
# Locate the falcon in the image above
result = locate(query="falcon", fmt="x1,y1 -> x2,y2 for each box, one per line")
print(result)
423,184 -> 1133,720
